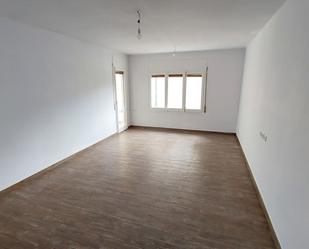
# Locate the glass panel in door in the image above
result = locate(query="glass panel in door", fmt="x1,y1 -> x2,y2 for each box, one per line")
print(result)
115,72 -> 127,132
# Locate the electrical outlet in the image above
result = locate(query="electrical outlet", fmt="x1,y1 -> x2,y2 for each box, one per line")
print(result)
260,132 -> 268,142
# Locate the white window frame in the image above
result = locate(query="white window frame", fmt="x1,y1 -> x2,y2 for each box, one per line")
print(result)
184,73 -> 205,113
149,72 -> 206,113
149,74 -> 166,110
166,73 -> 185,112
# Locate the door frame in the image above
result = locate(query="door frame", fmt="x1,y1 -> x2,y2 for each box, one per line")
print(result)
113,66 -> 128,133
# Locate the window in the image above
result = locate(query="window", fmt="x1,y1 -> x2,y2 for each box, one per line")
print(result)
167,74 -> 183,109
151,75 -> 165,108
185,74 -> 203,110
150,72 -> 206,112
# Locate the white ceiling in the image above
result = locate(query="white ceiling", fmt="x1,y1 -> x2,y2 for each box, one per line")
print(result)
0,0 -> 285,54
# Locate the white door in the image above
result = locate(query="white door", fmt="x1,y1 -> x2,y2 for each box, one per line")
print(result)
114,71 -> 128,132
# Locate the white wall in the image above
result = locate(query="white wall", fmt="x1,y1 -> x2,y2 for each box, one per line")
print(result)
0,17 -> 128,191
237,0 -> 309,248
129,49 -> 245,133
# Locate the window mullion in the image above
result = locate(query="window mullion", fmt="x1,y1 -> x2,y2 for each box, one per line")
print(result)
201,72 -> 206,112
183,73 -> 187,112
165,74 -> 168,109
155,78 -> 158,107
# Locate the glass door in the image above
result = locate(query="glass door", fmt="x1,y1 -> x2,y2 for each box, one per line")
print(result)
115,71 -> 127,132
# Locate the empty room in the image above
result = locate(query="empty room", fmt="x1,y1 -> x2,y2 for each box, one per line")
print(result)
0,0 -> 308,248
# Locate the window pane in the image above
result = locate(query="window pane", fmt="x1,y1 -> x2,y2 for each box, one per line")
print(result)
151,76 -> 165,108
186,75 -> 203,110
116,74 -> 125,111
168,75 -> 183,109
115,73 -> 125,127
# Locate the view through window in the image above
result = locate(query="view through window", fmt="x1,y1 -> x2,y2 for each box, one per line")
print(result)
150,73 -> 205,111
151,75 -> 165,108
167,74 -> 183,109
185,74 -> 203,110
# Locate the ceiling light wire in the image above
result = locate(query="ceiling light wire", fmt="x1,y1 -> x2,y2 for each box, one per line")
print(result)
137,10 -> 142,39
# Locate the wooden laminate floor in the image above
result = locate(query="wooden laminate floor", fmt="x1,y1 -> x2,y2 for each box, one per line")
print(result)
0,127 -> 275,249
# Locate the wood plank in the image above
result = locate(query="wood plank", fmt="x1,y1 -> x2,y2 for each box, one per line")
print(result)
0,127 -> 276,249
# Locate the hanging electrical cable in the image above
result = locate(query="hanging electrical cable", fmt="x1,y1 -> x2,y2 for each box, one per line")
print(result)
137,10 -> 142,39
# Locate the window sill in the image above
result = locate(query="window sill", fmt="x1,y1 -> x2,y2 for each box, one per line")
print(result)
150,108 -> 204,113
